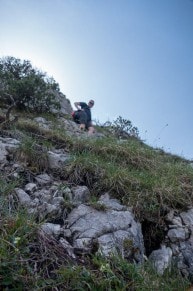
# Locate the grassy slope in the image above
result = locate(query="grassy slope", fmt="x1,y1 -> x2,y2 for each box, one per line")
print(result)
0,112 -> 193,290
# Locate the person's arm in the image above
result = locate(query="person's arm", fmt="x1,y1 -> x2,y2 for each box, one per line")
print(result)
74,102 -> 81,110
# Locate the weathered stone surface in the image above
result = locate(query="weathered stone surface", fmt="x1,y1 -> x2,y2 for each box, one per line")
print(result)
167,227 -> 187,243
41,202 -> 59,217
0,137 -> 20,164
67,202 -> 144,263
35,174 -> 52,186
149,245 -> 172,275
40,223 -> 61,238
15,188 -> 32,206
166,210 -> 183,227
71,186 -> 90,205
62,119 -> 80,133
98,193 -> 126,211
180,209 -> 193,226
51,92 -> 73,115
59,238 -> 76,258
179,241 -> 193,277
48,150 -> 70,169
33,117 -> 51,130
62,228 -> 72,238
163,208 -> 193,281
34,189 -> 51,201
170,243 -> 180,256
24,183 -> 37,194
52,196 -> 65,206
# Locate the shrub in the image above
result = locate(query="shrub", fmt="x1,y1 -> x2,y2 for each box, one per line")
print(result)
0,56 -> 61,113
102,116 -> 139,139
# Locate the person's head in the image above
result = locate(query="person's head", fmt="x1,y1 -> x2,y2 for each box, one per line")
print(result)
88,99 -> 95,108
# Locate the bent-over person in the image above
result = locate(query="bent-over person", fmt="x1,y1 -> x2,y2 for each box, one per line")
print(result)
73,100 -> 95,134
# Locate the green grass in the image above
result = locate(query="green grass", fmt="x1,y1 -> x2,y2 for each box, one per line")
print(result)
64,136 -> 193,221
15,135 -> 49,173
1,111 -> 193,289
0,196 -> 38,289
52,255 -> 190,290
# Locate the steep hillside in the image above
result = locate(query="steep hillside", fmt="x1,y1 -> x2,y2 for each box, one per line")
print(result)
0,103 -> 193,290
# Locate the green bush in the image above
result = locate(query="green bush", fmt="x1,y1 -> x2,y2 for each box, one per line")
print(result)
102,116 -> 139,138
112,116 -> 139,137
0,56 -> 61,113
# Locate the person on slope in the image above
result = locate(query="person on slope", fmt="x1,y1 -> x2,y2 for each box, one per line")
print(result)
73,100 -> 95,134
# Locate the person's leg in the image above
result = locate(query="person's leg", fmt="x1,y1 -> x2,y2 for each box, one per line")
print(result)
79,111 -> 87,130
88,126 -> 95,134
80,124 -> 86,130
87,121 -> 95,134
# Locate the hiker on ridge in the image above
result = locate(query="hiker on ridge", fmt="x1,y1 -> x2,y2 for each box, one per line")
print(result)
73,100 -> 95,134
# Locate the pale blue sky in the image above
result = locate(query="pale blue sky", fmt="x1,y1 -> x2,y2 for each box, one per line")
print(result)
1,0 -> 193,159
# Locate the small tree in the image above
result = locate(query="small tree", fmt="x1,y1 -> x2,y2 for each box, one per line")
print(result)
102,116 -> 139,139
0,56 -> 61,113
113,116 -> 139,137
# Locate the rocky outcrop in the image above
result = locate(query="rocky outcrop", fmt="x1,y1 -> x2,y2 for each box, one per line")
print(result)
149,245 -> 172,275
0,137 -> 20,164
0,134 -> 144,263
21,180 -> 145,262
51,92 -> 73,115
149,208 -> 193,280
67,193 -> 144,262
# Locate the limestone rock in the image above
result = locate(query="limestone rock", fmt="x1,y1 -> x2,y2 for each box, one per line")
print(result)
40,223 -> 62,238
149,245 -> 172,275
24,183 -> 37,194
167,227 -> 187,243
48,150 -> 70,169
67,201 -> 144,263
98,193 -> 126,211
71,185 -> 90,205
0,137 -> 20,164
33,117 -> 51,130
15,188 -> 32,206
180,209 -> 193,226
35,173 -> 52,186
52,92 -> 73,115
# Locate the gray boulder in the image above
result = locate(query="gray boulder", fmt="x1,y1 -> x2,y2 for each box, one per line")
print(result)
67,201 -> 144,263
71,186 -> 91,205
33,117 -> 51,130
15,188 -> 32,206
48,150 -> 70,169
0,137 -> 20,164
149,245 -> 172,275
35,173 -> 53,186
51,92 -> 72,115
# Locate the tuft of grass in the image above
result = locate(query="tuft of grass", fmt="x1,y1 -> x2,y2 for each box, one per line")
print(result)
16,119 -> 73,150
53,254 -> 190,290
63,153 -> 105,188
0,176 -> 19,196
15,135 -> 49,173
0,194 -> 38,289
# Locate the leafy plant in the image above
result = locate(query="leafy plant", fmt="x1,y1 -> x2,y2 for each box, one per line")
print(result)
0,56 -> 61,113
102,116 -> 139,138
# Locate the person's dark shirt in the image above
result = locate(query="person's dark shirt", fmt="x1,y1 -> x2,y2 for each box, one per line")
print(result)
79,102 -> 91,122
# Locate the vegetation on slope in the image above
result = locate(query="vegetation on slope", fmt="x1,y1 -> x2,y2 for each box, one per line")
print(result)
0,56 -> 60,112
0,56 -> 193,289
0,111 -> 192,289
